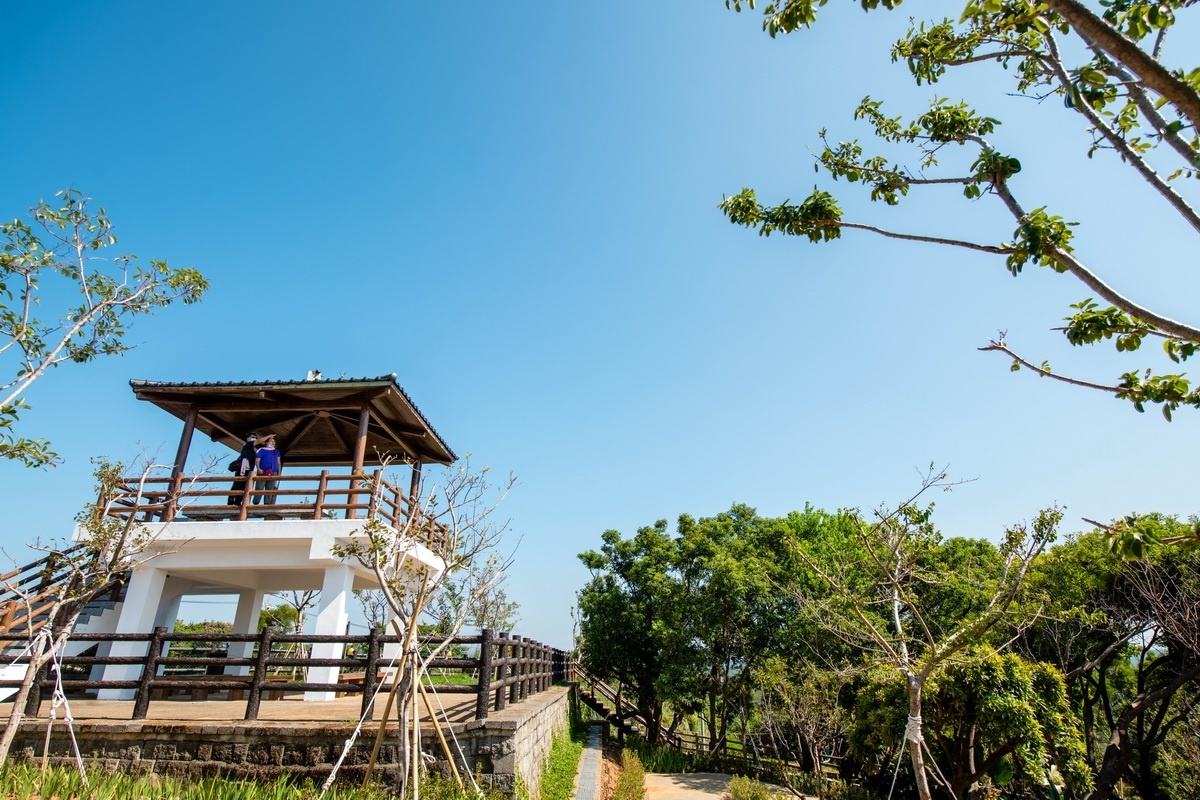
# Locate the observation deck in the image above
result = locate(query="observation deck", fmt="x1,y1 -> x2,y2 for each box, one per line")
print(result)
75,374 -> 458,700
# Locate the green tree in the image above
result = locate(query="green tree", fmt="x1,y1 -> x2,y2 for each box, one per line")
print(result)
0,190 -> 207,466
259,602 -> 300,633
172,619 -> 234,651
852,648 -> 1091,800
675,505 -> 789,752
1018,529 -> 1200,800
721,0 -> 1200,418
776,471 -> 1061,800
577,521 -> 691,743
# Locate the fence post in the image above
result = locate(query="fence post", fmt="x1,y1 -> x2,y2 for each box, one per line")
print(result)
522,638 -> 533,700
360,625 -> 382,720
506,636 -> 519,705
529,640 -> 539,694
494,632 -> 509,712
162,472 -> 184,522
534,642 -> 545,692
474,628 -> 494,720
238,470 -> 256,520
314,470 -> 329,519
244,626 -> 275,721
367,468 -> 382,520
132,626 -> 167,720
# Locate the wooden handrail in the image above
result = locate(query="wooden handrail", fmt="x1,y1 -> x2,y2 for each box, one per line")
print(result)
0,628 -> 567,722
98,467 -> 446,550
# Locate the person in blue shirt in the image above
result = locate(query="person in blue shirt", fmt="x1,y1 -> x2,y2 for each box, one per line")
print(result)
253,433 -> 283,505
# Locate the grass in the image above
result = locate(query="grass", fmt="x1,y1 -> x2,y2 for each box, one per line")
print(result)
0,762 -> 397,800
627,740 -> 697,774
422,672 -> 477,686
0,762 -> 510,800
535,718 -> 588,800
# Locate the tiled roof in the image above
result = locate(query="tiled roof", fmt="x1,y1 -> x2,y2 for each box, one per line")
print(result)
130,374 -> 456,462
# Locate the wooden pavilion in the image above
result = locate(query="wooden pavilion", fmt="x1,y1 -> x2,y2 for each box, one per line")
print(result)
85,374 -> 457,700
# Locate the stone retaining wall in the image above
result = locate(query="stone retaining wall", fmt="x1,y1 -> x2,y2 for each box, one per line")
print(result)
10,685 -> 572,795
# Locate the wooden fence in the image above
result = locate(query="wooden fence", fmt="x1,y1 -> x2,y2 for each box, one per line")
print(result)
0,628 -> 567,722
107,468 -> 444,548
575,662 -> 838,783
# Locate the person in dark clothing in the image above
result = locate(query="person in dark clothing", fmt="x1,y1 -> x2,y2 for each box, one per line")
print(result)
227,433 -> 259,505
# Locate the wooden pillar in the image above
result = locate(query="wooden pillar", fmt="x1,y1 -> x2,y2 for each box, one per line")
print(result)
408,461 -> 422,520
346,406 -> 371,519
163,407 -> 198,521
352,406 -> 370,473
360,625 -> 383,720
475,629 -> 494,721
245,626 -> 276,722
132,626 -> 167,720
172,407 -> 198,476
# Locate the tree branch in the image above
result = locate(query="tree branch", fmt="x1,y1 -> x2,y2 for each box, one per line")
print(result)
978,338 -> 1123,393
1043,0 -> 1200,128
1042,33 -> 1200,236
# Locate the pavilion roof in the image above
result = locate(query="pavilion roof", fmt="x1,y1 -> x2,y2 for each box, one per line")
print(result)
130,375 -> 456,467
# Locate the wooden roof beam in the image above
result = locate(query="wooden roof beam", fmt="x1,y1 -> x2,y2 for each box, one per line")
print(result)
198,413 -> 243,443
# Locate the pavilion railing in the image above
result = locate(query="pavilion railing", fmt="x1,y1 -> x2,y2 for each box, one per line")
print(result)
102,468 -> 444,549
0,628 -> 567,723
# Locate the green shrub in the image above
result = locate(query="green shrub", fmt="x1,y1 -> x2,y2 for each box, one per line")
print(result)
627,739 -> 695,774
727,775 -> 771,800
613,749 -> 646,800
420,770 -> 506,800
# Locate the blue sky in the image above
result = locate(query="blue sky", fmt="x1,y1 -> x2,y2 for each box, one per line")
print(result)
2,1 -> 1198,648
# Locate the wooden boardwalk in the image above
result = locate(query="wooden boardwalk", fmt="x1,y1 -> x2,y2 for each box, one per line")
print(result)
1,691 -> 477,725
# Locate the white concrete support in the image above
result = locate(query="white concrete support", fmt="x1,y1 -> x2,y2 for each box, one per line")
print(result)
153,592 -> 184,662
226,589 -> 265,676
305,564 -> 355,700
98,567 -> 168,700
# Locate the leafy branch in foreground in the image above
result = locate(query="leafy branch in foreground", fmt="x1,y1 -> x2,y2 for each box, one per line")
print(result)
0,458 -> 177,766
0,190 -> 208,467
721,0 -> 1200,418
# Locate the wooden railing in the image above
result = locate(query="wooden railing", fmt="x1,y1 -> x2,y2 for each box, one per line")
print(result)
0,628 -> 566,722
574,662 -> 682,747
0,546 -> 92,637
574,660 -> 838,783
105,468 -> 445,549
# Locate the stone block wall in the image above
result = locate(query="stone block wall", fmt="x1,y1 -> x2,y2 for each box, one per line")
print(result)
10,685 -> 572,797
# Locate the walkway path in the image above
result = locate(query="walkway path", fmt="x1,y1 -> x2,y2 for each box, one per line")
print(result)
644,773 -> 732,800
571,723 -> 604,800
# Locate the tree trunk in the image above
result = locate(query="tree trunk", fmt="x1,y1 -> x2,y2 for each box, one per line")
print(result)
906,676 -> 935,800
1088,662 -> 1200,800
0,634 -> 48,766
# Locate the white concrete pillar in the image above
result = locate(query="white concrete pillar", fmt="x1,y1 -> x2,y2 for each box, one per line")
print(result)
153,592 -> 184,662
305,565 -> 355,700
225,589 -> 265,676
97,567 -> 168,700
